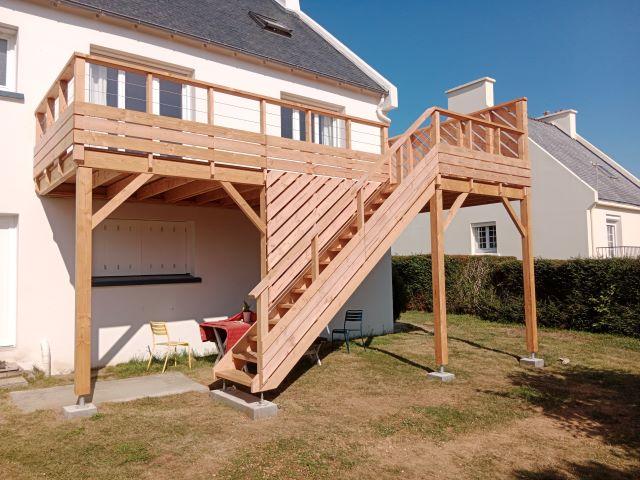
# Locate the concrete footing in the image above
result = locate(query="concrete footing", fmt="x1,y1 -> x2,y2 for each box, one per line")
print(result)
210,388 -> 278,420
519,356 -> 544,369
427,370 -> 455,382
62,403 -> 98,419
0,376 -> 28,389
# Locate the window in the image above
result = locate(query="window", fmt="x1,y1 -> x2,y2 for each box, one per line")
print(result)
0,215 -> 18,347
0,25 -> 17,92
312,113 -> 346,148
249,11 -> 292,37
472,222 -> 497,254
606,215 -> 621,257
88,64 -> 146,112
280,107 -> 306,141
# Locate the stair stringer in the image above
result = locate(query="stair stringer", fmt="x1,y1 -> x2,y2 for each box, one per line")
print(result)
255,147 -> 441,392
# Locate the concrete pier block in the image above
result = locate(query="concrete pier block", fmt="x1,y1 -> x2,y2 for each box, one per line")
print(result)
427,370 -> 455,382
62,403 -> 98,419
210,388 -> 278,420
519,356 -> 545,369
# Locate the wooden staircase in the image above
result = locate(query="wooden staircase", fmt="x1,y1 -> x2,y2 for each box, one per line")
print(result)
214,107 -> 447,392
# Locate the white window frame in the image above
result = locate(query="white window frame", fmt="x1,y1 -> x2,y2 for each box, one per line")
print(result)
605,215 -> 621,257
471,221 -> 498,254
0,24 -> 18,92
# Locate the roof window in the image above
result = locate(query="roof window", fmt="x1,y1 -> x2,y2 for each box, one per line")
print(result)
249,11 -> 292,37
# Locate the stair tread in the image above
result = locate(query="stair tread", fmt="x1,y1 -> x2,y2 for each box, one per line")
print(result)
216,368 -> 255,386
291,287 -> 306,294
248,335 -> 258,342
232,351 -> 257,363
279,303 -> 294,309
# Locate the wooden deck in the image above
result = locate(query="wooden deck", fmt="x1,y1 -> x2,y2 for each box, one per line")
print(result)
33,53 -> 537,399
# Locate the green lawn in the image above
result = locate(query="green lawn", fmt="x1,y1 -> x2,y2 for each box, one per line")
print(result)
1,312 -> 639,480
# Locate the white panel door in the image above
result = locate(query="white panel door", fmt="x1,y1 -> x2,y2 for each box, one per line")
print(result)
0,216 -> 18,347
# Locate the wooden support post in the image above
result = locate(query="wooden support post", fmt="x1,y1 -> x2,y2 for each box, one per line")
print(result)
429,188 -> 448,366
208,88 -> 215,125
396,144 -> 404,183
146,73 -> 153,114
345,119 -> 352,150
380,126 -> 389,153
74,166 -> 92,398
58,80 -> 68,114
257,184 -> 268,385
74,57 -> 86,103
515,100 -> 529,161
520,192 -> 538,353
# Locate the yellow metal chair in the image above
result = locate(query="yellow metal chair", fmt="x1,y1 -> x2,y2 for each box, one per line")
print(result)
147,321 -> 192,373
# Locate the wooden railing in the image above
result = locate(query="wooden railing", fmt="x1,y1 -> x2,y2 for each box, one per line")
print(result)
33,53 -> 389,187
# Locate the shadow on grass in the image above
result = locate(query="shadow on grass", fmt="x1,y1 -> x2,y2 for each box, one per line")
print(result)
513,461 -> 640,480
505,366 -> 640,479
396,321 -> 521,361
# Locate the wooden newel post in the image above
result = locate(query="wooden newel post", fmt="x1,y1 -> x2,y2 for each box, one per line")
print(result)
429,187 -> 448,367
74,166 -> 93,398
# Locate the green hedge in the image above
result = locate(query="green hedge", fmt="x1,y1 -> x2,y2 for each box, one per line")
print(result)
392,255 -> 640,338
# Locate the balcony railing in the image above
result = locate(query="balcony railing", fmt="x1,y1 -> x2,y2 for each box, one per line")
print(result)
596,246 -> 640,258
33,53 -> 389,192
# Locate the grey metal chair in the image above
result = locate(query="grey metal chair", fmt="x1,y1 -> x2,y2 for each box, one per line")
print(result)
331,310 -> 365,353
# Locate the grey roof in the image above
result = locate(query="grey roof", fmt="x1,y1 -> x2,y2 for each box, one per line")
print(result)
528,119 -> 640,207
62,0 -> 386,93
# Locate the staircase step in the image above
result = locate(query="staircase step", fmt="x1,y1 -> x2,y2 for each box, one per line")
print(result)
216,368 -> 255,386
268,318 -> 279,326
291,287 -> 307,295
278,303 -> 294,310
329,244 -> 343,253
248,335 -> 258,342
232,351 -> 257,363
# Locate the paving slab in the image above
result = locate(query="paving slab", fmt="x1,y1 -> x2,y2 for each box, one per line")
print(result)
9,372 -> 208,413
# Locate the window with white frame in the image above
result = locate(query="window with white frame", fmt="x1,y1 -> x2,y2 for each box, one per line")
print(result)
0,25 -> 18,92
472,222 -> 497,254
312,112 -> 346,148
606,215 -> 621,256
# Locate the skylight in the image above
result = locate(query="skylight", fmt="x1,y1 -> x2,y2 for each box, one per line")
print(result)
249,11 -> 292,37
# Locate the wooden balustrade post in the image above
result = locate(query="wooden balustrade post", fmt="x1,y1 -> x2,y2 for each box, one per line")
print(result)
74,166 -> 93,398
345,119 -> 352,150
260,99 -> 267,134
146,73 -> 153,114
466,120 -> 473,149
311,235 -> 319,280
207,88 -> 215,125
486,126 -> 494,154
494,127 -> 501,155
407,139 -> 414,174
432,111 -> 441,147
256,288 -> 268,385
74,57 -> 86,104
45,97 -> 55,127
58,80 -> 68,114
356,188 -> 365,232
396,144 -> 404,183
429,187 -> 448,368
35,112 -> 45,139
305,110 -> 312,143
380,126 -> 389,153
515,100 -> 529,161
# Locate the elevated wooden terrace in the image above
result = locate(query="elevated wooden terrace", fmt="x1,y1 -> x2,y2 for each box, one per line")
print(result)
33,52 -> 537,400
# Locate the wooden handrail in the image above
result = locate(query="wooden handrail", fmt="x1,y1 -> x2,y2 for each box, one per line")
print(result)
248,106 -> 437,299
35,52 -> 387,130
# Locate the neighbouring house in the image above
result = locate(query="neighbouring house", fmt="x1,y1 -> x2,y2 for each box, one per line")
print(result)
0,0 -> 540,401
393,78 -> 640,260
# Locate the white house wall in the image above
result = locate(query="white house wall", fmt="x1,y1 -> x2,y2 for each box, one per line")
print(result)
590,204 -> 640,256
392,139 -> 597,259
0,1 -> 393,373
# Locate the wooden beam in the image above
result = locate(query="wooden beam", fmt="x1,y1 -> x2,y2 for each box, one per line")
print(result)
520,193 -> 538,353
137,177 -> 193,200
92,170 -> 122,188
429,188 -> 448,366
443,191 -> 468,232
163,180 -> 219,203
74,166 -> 92,398
92,173 -> 153,229
220,181 -> 266,234
501,196 -> 526,237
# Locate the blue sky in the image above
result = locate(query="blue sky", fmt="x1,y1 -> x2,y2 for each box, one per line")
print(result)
304,0 -> 640,177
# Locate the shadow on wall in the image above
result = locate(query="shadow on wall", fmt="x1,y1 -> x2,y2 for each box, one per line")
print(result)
505,366 -> 640,479
41,196 -> 261,368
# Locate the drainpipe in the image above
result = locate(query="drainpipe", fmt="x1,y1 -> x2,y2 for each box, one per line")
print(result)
376,93 -> 393,125
40,339 -> 51,377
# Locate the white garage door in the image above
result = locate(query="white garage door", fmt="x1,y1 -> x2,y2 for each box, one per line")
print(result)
0,215 -> 17,347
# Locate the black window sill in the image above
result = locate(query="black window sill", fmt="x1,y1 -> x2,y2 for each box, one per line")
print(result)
0,90 -> 25,102
92,274 -> 202,287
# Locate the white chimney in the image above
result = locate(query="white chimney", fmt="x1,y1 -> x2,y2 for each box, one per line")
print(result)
536,110 -> 578,139
445,77 -> 495,113
275,0 -> 301,10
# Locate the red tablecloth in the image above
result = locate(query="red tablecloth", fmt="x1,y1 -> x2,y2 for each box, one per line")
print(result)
199,311 -> 256,353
